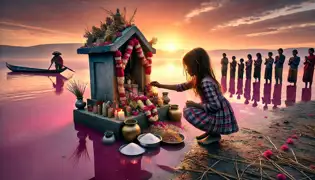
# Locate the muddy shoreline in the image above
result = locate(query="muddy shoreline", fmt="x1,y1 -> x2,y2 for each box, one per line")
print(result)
172,101 -> 315,180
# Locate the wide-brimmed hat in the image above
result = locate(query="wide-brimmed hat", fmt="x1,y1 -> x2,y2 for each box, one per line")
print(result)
52,51 -> 62,55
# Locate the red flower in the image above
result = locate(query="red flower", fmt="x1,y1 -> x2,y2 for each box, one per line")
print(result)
280,144 -> 289,151
310,164 -> 315,169
264,116 -> 268,118
262,150 -> 273,159
291,134 -> 298,139
147,51 -> 153,57
277,174 -> 286,180
115,50 -> 122,57
286,138 -> 294,144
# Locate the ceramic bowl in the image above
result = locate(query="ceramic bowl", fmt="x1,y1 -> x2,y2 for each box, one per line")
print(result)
161,133 -> 185,145
119,143 -> 145,156
137,133 -> 162,148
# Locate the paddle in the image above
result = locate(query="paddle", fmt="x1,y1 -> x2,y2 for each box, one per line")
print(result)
48,63 -> 53,70
49,62 -> 75,72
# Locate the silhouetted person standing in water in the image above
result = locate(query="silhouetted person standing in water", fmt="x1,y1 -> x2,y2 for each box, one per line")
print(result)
221,53 -> 229,77
238,58 -> 244,79
274,48 -> 285,84
230,56 -> 237,79
264,52 -> 274,84
245,54 -> 253,80
302,48 -> 315,88
253,53 -> 262,82
287,49 -> 300,86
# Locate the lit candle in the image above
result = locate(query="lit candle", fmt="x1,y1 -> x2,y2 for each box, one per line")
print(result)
117,110 -> 125,120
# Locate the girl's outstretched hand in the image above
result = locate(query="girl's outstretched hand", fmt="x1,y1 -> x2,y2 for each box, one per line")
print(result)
150,81 -> 161,88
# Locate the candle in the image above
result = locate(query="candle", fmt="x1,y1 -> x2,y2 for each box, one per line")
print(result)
97,104 -> 102,115
117,110 -> 125,121
107,107 -> 114,118
92,105 -> 98,114
102,102 -> 108,117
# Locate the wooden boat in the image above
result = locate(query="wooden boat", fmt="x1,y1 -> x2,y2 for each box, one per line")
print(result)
6,62 -> 67,73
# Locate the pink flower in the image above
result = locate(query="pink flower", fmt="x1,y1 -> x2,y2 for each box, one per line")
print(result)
291,134 -> 298,139
263,150 -> 273,159
280,144 -> 289,151
286,138 -> 294,144
116,32 -> 122,37
310,164 -> 315,169
277,174 -> 286,180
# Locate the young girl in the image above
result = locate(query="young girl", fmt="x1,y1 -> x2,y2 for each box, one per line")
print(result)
150,48 -> 238,145
302,48 -> 315,88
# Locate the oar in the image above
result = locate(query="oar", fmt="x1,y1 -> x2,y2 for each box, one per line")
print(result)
48,63 -> 53,70
55,62 -> 75,72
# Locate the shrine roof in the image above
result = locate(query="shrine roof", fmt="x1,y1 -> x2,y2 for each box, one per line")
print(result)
77,26 -> 156,55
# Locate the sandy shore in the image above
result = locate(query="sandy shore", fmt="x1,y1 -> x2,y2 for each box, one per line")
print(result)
171,101 -> 315,180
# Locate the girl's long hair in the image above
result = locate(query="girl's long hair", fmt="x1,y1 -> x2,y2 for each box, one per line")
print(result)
182,47 -> 221,97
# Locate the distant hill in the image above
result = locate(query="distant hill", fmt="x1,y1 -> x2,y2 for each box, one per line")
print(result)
0,43 -> 310,61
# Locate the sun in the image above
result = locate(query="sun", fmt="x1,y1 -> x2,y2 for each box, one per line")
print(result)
166,43 -> 177,52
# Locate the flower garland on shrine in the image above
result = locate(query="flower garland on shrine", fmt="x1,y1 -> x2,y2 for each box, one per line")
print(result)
114,38 -> 158,122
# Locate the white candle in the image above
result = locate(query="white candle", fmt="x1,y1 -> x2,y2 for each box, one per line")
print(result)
117,110 -> 125,121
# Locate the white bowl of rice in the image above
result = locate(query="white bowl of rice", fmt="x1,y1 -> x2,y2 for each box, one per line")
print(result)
137,133 -> 162,148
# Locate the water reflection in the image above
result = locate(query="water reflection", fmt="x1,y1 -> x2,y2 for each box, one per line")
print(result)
228,78 -> 236,97
74,125 -> 153,180
285,85 -> 297,106
6,72 -> 73,95
262,83 -> 272,110
236,78 -> 244,99
221,76 -> 227,93
244,79 -> 252,104
301,87 -> 312,102
252,82 -> 261,107
272,84 -> 282,109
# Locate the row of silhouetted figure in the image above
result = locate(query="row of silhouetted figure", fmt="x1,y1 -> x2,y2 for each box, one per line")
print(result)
220,48 -> 315,88
221,76 -> 312,110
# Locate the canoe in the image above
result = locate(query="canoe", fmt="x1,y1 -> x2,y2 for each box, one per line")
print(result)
6,62 -> 67,73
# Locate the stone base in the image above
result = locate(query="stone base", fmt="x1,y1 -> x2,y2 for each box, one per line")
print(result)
73,105 -> 170,139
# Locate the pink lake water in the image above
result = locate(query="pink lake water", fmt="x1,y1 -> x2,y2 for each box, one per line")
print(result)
0,58 -> 314,180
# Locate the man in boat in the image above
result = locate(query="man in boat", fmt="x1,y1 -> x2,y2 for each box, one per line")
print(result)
50,51 -> 64,70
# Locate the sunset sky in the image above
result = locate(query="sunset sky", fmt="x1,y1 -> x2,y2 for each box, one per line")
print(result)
0,0 -> 315,50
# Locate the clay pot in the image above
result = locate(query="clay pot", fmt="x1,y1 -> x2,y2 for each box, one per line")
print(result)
168,104 -> 182,122
122,119 -> 141,142
162,92 -> 170,105
75,98 -> 86,110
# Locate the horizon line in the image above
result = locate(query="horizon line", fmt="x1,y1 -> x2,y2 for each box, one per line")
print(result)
0,43 -> 312,51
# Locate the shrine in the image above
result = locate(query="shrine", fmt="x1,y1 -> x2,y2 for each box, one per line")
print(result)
73,8 -> 170,139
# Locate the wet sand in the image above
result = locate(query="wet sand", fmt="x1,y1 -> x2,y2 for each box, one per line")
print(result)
173,101 -> 315,180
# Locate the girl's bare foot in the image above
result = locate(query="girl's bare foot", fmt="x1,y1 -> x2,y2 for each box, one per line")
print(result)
197,134 -> 221,145
196,132 -> 209,140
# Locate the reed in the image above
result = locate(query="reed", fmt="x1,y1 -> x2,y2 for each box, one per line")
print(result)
67,79 -> 87,99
